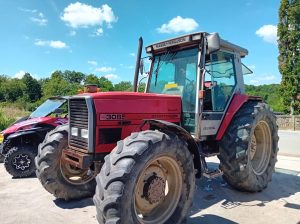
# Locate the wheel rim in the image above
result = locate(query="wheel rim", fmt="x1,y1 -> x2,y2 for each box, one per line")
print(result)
60,161 -> 94,185
12,154 -> 31,171
249,121 -> 272,175
134,156 -> 182,224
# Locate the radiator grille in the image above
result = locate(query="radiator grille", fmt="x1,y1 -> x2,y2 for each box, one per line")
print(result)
69,98 -> 89,151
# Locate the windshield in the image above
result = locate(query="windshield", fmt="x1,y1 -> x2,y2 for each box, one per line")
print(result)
148,48 -> 198,97
148,48 -> 198,133
30,98 -> 66,118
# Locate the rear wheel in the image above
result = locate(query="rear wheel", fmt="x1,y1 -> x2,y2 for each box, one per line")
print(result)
4,146 -> 36,178
35,125 -> 96,200
94,130 -> 195,224
219,101 -> 279,192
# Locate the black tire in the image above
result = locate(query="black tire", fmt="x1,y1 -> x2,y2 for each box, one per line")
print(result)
0,154 -> 4,163
35,125 -> 96,200
94,130 -> 195,224
218,101 -> 279,192
4,146 -> 36,178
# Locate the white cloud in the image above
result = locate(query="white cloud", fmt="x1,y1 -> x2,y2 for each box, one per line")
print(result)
95,28 -> 103,36
157,16 -> 198,34
34,39 -> 68,49
69,30 -> 76,36
88,60 -> 98,66
249,79 -> 259,84
247,74 -> 277,85
30,12 -> 48,26
255,25 -> 277,44
261,75 -> 276,81
14,70 -> 26,79
95,66 -> 116,72
61,2 -> 117,29
50,41 -> 67,49
129,53 -> 135,57
104,74 -> 119,80
18,8 -> 37,13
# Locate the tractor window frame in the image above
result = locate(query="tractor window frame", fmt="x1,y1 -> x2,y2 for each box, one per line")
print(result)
203,51 -> 237,112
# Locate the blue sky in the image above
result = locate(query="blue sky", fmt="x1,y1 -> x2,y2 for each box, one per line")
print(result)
0,0 -> 280,85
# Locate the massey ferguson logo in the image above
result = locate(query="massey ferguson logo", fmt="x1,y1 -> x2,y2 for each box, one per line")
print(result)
100,114 -> 125,121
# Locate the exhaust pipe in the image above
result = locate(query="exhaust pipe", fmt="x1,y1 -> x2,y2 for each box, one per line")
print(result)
133,37 -> 143,92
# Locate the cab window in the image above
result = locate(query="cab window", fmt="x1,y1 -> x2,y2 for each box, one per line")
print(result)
204,52 -> 237,111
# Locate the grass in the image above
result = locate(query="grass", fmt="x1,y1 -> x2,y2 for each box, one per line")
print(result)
0,106 -> 29,131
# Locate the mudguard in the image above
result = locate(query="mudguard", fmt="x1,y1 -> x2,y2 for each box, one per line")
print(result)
144,119 -> 202,177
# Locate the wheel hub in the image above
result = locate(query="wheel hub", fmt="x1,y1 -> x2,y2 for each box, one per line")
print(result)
143,174 -> 166,204
13,154 -> 31,171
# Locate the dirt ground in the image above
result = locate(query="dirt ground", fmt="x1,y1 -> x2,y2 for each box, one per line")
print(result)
0,162 -> 299,224
1,130 -> 300,224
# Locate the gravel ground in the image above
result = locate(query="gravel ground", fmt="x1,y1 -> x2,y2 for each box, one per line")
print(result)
0,162 -> 299,224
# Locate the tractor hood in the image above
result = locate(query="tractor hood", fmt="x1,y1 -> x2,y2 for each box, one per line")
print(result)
81,91 -> 182,120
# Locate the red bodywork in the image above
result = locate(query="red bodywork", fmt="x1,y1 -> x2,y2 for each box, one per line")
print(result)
85,92 -> 182,153
2,117 -> 68,135
216,94 -> 262,141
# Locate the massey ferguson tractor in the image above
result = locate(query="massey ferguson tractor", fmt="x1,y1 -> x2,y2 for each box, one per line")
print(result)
35,32 -> 278,224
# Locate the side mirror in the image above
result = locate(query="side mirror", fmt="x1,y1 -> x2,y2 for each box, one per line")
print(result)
139,59 -> 144,75
206,33 -> 220,55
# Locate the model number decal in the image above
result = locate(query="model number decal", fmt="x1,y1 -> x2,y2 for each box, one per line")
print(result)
100,114 -> 125,121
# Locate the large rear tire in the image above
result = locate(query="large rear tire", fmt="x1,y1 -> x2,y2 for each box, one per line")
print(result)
35,125 -> 96,200
218,101 -> 279,192
94,130 -> 195,224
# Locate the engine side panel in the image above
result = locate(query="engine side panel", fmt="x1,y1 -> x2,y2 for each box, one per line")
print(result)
93,94 -> 181,153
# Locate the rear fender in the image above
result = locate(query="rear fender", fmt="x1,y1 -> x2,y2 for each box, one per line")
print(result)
145,119 -> 202,178
216,94 -> 262,141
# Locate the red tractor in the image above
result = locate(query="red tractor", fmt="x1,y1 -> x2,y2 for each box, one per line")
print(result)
35,32 -> 278,224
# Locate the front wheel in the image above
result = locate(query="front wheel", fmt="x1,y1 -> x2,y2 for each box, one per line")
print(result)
35,125 -> 96,200
94,130 -> 195,224
4,146 -> 36,178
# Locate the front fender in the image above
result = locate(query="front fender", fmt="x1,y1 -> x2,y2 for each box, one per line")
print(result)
144,119 -> 202,178
7,127 -> 51,140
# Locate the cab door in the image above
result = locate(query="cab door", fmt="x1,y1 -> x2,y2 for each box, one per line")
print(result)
201,51 -> 238,136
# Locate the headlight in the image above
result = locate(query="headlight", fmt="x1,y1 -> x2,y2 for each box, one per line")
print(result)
81,129 -> 88,139
71,127 -> 78,136
0,133 -> 3,144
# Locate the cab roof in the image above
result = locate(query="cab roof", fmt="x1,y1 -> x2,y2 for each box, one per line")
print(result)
146,32 -> 248,57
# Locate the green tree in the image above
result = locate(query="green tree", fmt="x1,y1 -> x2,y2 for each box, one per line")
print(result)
114,81 -> 132,91
63,70 -> 85,84
2,78 -> 26,102
85,74 -> 100,86
22,73 -> 42,102
43,71 -> 81,98
278,0 -> 300,114
99,77 -> 114,91
0,75 -> 8,101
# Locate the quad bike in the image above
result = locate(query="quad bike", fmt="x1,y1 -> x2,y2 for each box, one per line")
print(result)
0,97 -> 68,177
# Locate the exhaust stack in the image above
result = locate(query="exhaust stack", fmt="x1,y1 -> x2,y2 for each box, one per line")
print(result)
133,37 -> 143,92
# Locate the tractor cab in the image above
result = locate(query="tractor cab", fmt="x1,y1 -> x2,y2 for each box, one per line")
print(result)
142,32 -> 252,138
